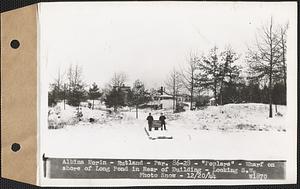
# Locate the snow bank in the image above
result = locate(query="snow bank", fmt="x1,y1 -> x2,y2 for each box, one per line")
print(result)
167,103 -> 286,132
48,103 -> 286,132
48,102 -> 108,128
44,103 -> 289,159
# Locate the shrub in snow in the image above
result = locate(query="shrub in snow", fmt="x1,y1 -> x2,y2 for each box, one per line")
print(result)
236,124 -> 257,131
48,110 -> 64,129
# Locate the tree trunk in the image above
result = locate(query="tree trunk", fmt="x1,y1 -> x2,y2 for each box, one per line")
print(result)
269,18 -> 273,118
92,99 -> 94,110
283,63 -> 287,92
173,96 -> 176,112
214,84 -> 217,106
136,106 -> 138,119
220,81 -> 223,105
269,73 -> 273,118
173,76 -> 176,113
190,92 -> 193,110
190,75 -> 194,110
281,28 -> 287,92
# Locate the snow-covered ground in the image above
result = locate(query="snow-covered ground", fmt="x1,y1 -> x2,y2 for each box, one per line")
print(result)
168,103 -> 286,132
44,103 -> 288,160
48,102 -> 286,132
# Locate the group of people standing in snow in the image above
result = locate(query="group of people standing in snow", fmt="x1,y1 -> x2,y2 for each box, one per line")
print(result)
146,113 -> 167,131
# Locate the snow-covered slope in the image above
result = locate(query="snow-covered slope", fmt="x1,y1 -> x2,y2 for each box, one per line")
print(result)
48,103 -> 286,132
43,103 -> 289,159
167,103 -> 286,132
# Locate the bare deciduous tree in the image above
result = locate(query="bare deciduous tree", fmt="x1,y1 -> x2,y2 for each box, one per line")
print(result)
247,17 -> 283,118
130,80 -> 150,118
67,64 -> 83,88
110,72 -> 128,87
180,53 -> 199,110
103,72 -> 128,96
278,23 -> 288,90
66,64 -> 86,107
165,68 -> 183,112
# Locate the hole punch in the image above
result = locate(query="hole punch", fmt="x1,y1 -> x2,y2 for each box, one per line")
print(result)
10,39 -> 20,49
11,143 -> 21,152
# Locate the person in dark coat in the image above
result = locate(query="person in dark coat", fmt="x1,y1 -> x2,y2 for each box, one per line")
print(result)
159,113 -> 166,130
146,113 -> 154,131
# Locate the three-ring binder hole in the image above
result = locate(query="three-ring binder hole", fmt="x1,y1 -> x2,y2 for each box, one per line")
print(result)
11,143 -> 21,152
10,40 -> 20,49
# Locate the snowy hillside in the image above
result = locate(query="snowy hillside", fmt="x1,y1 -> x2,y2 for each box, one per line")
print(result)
48,103 -> 286,132
167,103 -> 286,132
43,103 -> 289,160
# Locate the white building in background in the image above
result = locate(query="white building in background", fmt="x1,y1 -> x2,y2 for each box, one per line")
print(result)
209,97 -> 216,106
159,94 -> 173,109
149,86 -> 186,110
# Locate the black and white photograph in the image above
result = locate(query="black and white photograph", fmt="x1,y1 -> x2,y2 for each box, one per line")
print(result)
38,2 -> 297,186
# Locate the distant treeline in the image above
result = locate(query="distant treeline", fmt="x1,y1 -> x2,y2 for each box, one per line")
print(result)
49,17 -> 287,118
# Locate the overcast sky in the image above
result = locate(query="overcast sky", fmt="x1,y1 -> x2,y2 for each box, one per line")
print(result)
39,2 -> 296,89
